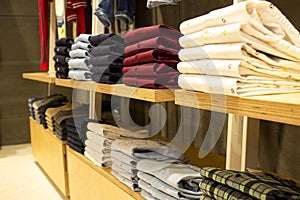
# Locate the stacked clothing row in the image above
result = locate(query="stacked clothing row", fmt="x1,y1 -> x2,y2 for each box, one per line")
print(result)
110,139 -> 186,192
68,34 -> 93,81
88,34 -> 125,84
30,94 -> 68,128
66,117 -> 89,154
137,160 -> 202,200
199,167 -> 300,200
122,25 -> 182,89
177,0 -> 300,96
84,121 -> 125,168
51,104 -> 89,140
45,103 -> 72,133
28,97 -> 43,120
53,38 -> 74,79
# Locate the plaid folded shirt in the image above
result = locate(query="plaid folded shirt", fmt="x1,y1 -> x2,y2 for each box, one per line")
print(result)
200,178 -> 254,200
200,167 -> 300,200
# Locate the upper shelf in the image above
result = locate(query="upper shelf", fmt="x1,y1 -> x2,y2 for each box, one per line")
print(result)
175,90 -> 300,126
22,73 -> 174,102
22,72 -> 55,83
55,78 -> 174,102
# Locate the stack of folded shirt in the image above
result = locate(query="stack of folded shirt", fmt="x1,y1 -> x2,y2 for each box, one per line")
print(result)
66,117 -> 89,154
88,33 -> 125,84
110,139 -> 186,192
53,104 -> 89,140
32,94 -> 68,128
199,167 -> 300,200
45,103 -> 72,132
137,160 -> 203,200
122,25 -> 182,89
53,38 -> 74,79
178,0 -> 300,96
68,34 -> 93,81
28,97 -> 43,119
84,121 -> 127,168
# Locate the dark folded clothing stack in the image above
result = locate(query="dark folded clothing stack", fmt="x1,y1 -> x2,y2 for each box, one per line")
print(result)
52,104 -> 89,140
66,117 -> 89,154
28,97 -> 43,119
199,167 -> 300,200
88,33 -> 125,84
122,25 -> 182,89
30,94 -> 68,128
53,38 -> 74,79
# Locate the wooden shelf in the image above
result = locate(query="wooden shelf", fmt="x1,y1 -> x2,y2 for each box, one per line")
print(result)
55,78 -> 174,102
67,147 -> 144,200
22,72 -> 55,83
175,90 -> 300,126
29,117 -> 69,196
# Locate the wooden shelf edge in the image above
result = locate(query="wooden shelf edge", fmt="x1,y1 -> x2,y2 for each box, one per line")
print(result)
22,72 -> 55,83
67,147 -> 144,200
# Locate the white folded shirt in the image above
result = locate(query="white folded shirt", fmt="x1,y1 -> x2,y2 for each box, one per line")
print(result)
86,131 -> 113,146
178,74 -> 300,96
179,22 -> 300,61
84,150 -> 112,168
85,139 -> 111,154
179,0 -> 300,48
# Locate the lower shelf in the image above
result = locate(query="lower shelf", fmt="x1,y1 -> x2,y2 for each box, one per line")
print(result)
29,117 -> 69,196
67,147 -> 144,200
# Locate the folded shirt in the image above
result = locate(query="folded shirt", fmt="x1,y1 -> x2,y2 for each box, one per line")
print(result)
88,33 -> 124,47
69,49 -> 91,58
85,139 -> 111,154
53,54 -> 70,65
84,147 -> 111,160
56,72 -> 69,79
68,58 -> 92,70
123,49 -> 179,66
179,0 -> 300,49
67,140 -> 85,154
54,46 -> 70,56
124,24 -> 182,44
125,37 -> 181,57
122,73 -> 179,89
69,69 -> 92,81
71,41 -> 92,50
122,63 -> 178,77
89,44 -> 125,57
137,160 -> 202,196
200,167 -> 300,200
90,64 -> 123,74
112,158 -> 138,175
89,55 -> 124,66
84,150 -> 112,168
177,59 -> 300,81
92,73 -> 122,84
74,34 -> 92,43
178,74 -> 300,96
138,179 -> 177,200
55,38 -> 74,48
111,170 -> 140,192
111,164 -> 138,182
111,139 -> 185,161
179,22 -> 300,61
86,131 -> 113,146
111,150 -> 139,167
141,190 -> 159,200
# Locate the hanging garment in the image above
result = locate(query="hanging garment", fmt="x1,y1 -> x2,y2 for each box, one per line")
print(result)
178,74 -> 300,96
137,160 -> 202,197
123,49 -> 179,67
125,36 -> 181,57
124,25 -> 182,44
179,0 -> 300,49
146,0 -> 180,9
94,0 -> 135,28
179,22 -> 300,61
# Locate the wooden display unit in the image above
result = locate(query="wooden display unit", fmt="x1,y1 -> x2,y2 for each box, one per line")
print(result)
22,72 -> 55,84
29,117 -> 69,196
